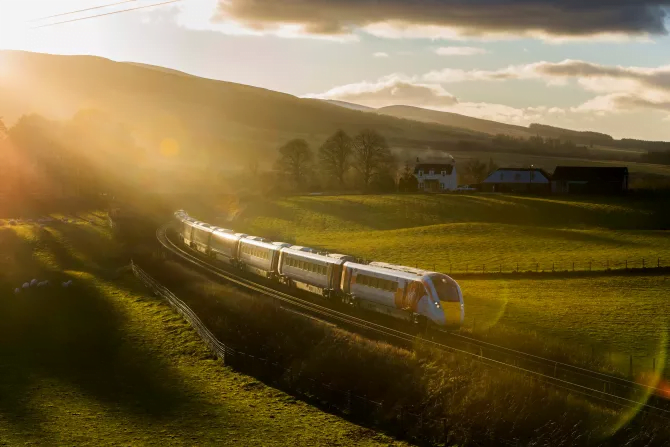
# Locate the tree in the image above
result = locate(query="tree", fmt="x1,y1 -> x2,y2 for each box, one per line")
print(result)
398,161 -> 418,193
274,139 -> 313,190
487,157 -> 499,175
462,158 -> 489,184
352,129 -> 392,189
0,117 -> 6,139
319,129 -> 352,188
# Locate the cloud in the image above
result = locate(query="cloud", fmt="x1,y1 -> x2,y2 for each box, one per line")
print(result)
423,59 -> 670,115
435,46 -> 487,56
305,74 -> 458,108
213,0 -> 670,40
373,52 -> 390,58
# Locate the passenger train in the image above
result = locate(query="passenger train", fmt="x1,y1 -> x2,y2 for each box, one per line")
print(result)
174,211 -> 464,328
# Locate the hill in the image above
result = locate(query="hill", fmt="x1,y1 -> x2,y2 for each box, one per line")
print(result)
322,100 -> 376,112
0,51 -> 482,167
376,105 -> 533,138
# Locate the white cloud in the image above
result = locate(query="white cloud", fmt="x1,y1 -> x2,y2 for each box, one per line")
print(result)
435,46 -> 487,56
373,52 -> 389,58
305,74 -> 458,108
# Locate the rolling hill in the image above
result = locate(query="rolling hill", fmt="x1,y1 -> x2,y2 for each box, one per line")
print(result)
0,50 -> 484,167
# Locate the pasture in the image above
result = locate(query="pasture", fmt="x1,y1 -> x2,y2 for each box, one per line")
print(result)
224,194 -> 670,372
0,216 -> 402,446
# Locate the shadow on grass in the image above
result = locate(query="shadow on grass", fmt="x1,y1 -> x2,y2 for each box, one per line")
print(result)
0,272 -> 203,438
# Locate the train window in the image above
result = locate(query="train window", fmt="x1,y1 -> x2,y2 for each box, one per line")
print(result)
431,275 -> 461,303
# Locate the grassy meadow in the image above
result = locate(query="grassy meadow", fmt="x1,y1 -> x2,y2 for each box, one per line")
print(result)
0,216 -> 404,446
218,193 -> 670,373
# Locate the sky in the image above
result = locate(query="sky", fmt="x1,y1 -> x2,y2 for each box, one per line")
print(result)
1,0 -> 670,140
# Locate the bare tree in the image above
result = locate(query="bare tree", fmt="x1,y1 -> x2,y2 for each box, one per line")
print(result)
462,158 -> 489,184
274,139 -> 313,190
319,129 -> 352,187
352,129 -> 391,189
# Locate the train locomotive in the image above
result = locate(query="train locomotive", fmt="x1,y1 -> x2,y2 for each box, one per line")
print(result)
174,210 -> 464,328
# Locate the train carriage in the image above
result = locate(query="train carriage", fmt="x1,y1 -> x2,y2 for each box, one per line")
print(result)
188,221 -> 215,254
237,237 -> 282,279
278,248 -> 349,297
342,263 -> 463,327
369,262 -> 464,327
209,228 -> 243,265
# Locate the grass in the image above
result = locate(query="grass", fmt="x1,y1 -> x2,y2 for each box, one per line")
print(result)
459,276 -> 670,374
0,215 -> 405,446
202,193 -> 670,375
223,194 -> 670,272
139,257 -> 670,446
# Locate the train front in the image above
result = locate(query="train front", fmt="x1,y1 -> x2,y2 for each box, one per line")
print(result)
423,273 -> 464,328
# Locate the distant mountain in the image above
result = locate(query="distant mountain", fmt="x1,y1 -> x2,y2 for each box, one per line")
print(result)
0,51 -> 482,167
376,105 -> 533,138
322,100 -> 376,112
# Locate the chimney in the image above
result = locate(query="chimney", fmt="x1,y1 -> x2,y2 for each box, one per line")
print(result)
416,157 -> 420,163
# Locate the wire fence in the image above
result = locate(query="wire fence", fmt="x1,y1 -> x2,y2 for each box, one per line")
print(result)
355,258 -> 670,276
130,260 -> 462,445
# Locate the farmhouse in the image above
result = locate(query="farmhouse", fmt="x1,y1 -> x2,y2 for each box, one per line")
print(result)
481,167 -> 551,193
414,159 -> 458,192
552,166 -> 629,194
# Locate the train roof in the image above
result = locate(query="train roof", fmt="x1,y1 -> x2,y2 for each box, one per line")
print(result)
282,247 -> 348,265
239,236 -> 281,251
344,262 -> 432,282
188,220 -> 215,232
290,245 -> 319,253
368,262 -> 436,276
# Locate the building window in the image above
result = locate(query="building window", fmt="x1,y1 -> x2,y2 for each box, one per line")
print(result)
419,183 -> 424,190
440,183 -> 445,190
441,170 -> 446,176
418,170 -> 423,177
429,170 -> 434,175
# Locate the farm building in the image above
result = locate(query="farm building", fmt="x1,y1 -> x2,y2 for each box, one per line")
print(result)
481,168 -> 551,193
551,166 -> 629,194
414,159 -> 458,192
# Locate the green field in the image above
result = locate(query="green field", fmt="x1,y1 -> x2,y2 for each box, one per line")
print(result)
221,194 -> 670,372
230,194 -> 670,272
0,217 -> 403,446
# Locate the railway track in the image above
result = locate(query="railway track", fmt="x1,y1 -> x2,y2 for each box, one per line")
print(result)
155,224 -> 670,417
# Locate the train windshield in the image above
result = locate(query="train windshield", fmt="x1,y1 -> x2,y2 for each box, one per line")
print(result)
431,275 -> 461,303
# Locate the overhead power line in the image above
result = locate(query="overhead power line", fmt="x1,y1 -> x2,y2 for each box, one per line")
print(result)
31,0 -> 139,22
32,0 -> 183,29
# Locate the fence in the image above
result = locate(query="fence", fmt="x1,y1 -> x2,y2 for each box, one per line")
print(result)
354,257 -> 669,276
130,261 -> 458,445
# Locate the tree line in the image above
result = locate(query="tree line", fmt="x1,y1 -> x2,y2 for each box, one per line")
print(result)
273,129 -> 397,192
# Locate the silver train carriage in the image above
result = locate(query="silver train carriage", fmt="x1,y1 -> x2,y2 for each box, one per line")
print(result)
237,236 -> 283,279
277,248 -> 354,297
342,262 -> 464,327
209,228 -> 243,265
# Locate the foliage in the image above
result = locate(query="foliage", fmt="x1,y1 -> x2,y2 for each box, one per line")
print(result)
352,129 -> 394,189
274,139 -> 314,191
461,158 -> 490,184
397,162 -> 418,193
318,129 -> 353,187
0,117 -> 6,138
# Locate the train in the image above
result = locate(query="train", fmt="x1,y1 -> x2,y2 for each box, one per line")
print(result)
174,210 -> 464,328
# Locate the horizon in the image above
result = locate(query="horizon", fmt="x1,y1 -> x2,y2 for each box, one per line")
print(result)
0,1 -> 669,141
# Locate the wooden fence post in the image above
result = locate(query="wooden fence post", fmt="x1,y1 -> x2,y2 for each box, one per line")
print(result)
625,260 -> 628,270
483,264 -> 485,274
536,263 -> 538,272
572,262 -> 575,272
552,262 -> 555,272
658,258 -> 661,268
643,258 -> 646,269
589,261 -> 592,272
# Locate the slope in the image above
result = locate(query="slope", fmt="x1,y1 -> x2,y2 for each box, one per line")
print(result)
0,51 -> 482,166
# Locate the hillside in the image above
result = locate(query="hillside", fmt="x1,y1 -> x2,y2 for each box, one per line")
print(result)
376,105 -> 533,138
0,51 -> 482,167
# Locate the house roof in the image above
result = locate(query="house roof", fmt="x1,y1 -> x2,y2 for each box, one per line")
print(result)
552,166 -> 628,182
483,167 -> 551,184
414,164 -> 454,175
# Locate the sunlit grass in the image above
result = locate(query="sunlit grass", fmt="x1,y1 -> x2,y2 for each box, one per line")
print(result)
0,215 -> 401,446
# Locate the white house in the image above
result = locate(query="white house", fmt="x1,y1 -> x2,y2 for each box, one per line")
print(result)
414,159 -> 458,192
482,167 -> 551,193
